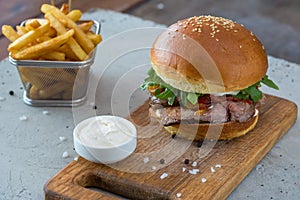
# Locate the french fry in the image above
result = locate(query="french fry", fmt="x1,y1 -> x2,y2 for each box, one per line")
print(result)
8,21 -> 50,51
2,25 -> 19,42
16,25 -> 28,36
67,9 -> 82,22
45,27 -> 57,37
36,35 -> 52,43
18,67 -> 54,89
41,4 -> 94,54
25,19 -> 41,30
78,21 -> 93,33
29,85 -> 40,99
58,44 -> 79,61
60,3 -> 69,15
45,12 -> 87,60
86,31 -> 102,45
38,82 -> 72,99
36,19 -> 50,26
62,89 -> 72,99
40,51 -> 66,61
11,29 -> 74,60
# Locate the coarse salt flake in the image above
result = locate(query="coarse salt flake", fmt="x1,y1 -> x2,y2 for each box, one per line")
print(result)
42,110 -> 49,115
211,167 -> 216,173
156,3 -> 165,10
152,166 -> 157,170
215,164 -> 221,168
59,136 -> 66,142
160,173 -> 168,179
143,157 -> 150,163
176,193 -> 182,198
201,177 -> 207,183
192,161 -> 197,167
182,167 -> 186,172
62,151 -> 69,158
189,169 -> 199,175
19,115 -> 28,121
74,156 -> 79,161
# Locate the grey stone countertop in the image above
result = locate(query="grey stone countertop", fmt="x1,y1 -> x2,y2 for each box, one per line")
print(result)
0,9 -> 299,200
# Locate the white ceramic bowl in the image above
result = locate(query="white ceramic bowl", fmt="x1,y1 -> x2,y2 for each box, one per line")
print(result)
73,115 -> 137,164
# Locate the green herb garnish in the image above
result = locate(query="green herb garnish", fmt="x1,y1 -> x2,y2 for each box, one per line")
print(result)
234,75 -> 279,102
141,68 -> 279,105
140,68 -> 201,106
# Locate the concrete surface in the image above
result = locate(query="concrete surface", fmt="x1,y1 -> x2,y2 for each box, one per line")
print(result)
0,9 -> 299,200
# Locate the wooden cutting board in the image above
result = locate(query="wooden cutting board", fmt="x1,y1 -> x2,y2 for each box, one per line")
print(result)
44,95 -> 297,200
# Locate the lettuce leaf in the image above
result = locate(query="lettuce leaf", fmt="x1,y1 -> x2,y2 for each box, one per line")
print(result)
141,68 -> 279,105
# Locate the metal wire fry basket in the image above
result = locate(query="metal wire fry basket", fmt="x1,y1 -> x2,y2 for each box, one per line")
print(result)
9,20 -> 100,107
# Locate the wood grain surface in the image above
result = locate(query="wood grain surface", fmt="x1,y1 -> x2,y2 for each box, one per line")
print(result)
44,95 -> 297,200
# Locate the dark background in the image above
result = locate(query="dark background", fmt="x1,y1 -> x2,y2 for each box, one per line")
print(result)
1,0 -> 299,63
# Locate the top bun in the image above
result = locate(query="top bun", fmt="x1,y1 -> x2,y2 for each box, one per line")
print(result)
150,15 -> 268,93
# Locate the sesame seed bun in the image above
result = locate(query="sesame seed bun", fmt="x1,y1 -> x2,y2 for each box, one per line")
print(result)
150,15 -> 268,93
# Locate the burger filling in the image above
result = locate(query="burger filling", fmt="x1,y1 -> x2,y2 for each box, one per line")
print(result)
141,68 -> 279,126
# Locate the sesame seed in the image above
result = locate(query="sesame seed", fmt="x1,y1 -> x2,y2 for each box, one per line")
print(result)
216,38 -> 219,41
250,32 -> 254,36
234,30 -> 238,32
240,45 -> 242,48
253,38 -> 256,41
262,45 -> 265,50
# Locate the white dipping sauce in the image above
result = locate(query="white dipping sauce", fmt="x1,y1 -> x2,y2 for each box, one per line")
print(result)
77,116 -> 134,148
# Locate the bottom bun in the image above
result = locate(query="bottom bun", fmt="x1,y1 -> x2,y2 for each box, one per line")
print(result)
164,109 -> 259,141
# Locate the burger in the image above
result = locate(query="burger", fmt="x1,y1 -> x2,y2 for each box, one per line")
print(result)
141,15 -> 279,140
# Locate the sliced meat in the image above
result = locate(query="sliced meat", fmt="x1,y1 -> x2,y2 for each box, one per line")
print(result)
195,103 -> 228,123
149,103 -> 228,126
227,101 -> 255,122
149,94 -> 256,126
149,105 -> 195,125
